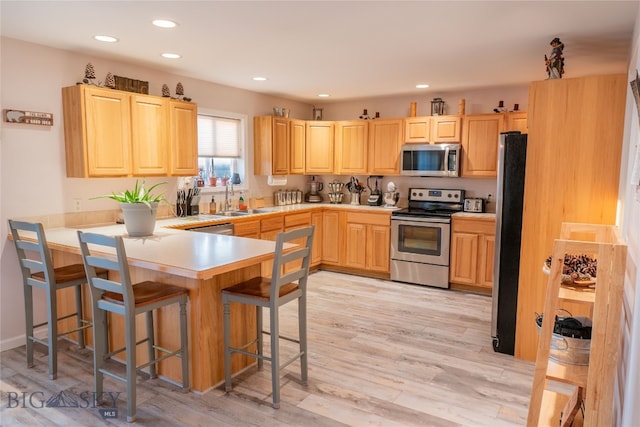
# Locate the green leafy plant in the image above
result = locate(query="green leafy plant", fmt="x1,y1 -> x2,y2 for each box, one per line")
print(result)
92,179 -> 168,209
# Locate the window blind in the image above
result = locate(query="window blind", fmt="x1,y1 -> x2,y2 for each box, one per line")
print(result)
197,115 -> 241,158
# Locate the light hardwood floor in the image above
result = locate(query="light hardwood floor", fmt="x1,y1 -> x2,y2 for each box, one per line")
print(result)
1,270 -> 534,426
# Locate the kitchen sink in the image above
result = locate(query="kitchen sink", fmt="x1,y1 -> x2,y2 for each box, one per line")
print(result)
215,211 -> 251,217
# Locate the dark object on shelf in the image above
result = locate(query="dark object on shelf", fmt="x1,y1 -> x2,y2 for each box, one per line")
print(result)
359,109 -> 370,120
431,98 -> 445,115
104,72 -> 115,89
545,37 -> 565,79
115,75 -> 149,94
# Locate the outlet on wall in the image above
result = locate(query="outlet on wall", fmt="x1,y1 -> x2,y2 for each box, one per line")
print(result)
74,198 -> 81,212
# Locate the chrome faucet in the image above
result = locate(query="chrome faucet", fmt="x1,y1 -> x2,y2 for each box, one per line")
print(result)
224,180 -> 234,212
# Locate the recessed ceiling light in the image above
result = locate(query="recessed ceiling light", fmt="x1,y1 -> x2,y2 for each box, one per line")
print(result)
318,94 -> 330,97
162,53 -> 181,59
94,35 -> 118,43
416,84 -> 430,89
252,76 -> 267,81
152,19 -> 177,28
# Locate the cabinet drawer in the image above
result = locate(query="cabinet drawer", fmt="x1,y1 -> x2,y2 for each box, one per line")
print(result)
234,220 -> 260,237
284,212 -> 312,229
345,212 -> 389,226
261,216 -> 284,232
452,218 -> 495,235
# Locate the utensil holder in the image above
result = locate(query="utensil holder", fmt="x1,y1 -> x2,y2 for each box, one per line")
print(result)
350,193 -> 360,205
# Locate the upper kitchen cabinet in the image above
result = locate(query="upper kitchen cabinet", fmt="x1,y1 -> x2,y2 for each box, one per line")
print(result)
461,113 -> 504,177
506,111 -> 528,133
335,120 -> 368,174
254,116 -> 290,175
305,121 -> 335,174
63,85 -> 131,177
430,115 -> 462,143
168,100 -> 198,176
289,119 -> 306,174
62,85 -> 198,178
404,116 -> 431,143
368,118 -> 403,175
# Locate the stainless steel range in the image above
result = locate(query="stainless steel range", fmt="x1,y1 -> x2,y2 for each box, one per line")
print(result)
390,188 -> 464,288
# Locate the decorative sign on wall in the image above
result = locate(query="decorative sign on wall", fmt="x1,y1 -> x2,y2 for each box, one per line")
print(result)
114,75 -> 149,94
3,109 -> 53,126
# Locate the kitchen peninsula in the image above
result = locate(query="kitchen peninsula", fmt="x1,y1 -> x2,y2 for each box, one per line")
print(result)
40,221 -> 288,392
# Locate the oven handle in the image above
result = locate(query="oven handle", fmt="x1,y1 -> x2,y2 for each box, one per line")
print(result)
391,215 -> 451,224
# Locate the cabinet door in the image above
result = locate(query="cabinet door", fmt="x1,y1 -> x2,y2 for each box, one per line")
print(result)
506,111 -> 528,133
289,119 -> 306,174
449,232 -> 479,285
404,116 -> 431,143
368,224 -> 390,273
272,117 -> 290,175
130,95 -> 168,176
344,222 -> 367,269
477,234 -> 495,289
461,114 -> 504,177
335,120 -> 368,174
306,121 -> 334,174
431,115 -> 461,142
260,228 -> 282,277
368,118 -> 403,175
83,86 -> 131,176
234,220 -> 260,238
322,211 -> 341,265
169,101 -> 198,176
311,212 -> 323,266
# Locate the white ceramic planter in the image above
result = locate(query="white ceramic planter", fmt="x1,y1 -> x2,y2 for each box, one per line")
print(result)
120,202 -> 158,237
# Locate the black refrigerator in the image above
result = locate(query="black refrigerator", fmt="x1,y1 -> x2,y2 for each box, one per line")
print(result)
491,131 -> 527,355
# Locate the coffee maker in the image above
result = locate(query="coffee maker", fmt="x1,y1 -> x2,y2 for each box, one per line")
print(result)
366,176 -> 383,206
305,176 -> 323,203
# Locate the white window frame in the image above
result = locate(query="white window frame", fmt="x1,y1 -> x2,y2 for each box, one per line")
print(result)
196,107 -> 249,195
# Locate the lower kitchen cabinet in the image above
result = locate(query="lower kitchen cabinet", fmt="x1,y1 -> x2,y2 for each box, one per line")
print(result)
343,212 -> 390,273
311,212 -> 323,266
233,219 -> 260,238
260,216 -> 284,276
322,211 -> 341,266
449,216 -> 495,290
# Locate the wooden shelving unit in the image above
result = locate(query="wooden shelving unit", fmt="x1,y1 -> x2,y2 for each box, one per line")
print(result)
527,223 -> 627,427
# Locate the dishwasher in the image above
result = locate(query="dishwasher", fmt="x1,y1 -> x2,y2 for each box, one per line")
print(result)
185,222 -> 234,235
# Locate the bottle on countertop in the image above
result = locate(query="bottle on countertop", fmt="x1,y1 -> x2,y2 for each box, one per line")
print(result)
238,192 -> 247,211
209,196 -> 216,214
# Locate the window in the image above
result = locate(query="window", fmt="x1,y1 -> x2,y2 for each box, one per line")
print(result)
197,109 -> 247,187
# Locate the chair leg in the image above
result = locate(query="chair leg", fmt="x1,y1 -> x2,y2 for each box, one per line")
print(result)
74,285 -> 85,349
257,306 -> 263,370
299,295 -> 308,385
270,307 -> 280,409
24,284 -> 34,369
179,298 -> 189,390
93,307 -> 107,405
125,311 -> 137,423
47,287 -> 58,380
223,300 -> 232,392
145,311 -> 157,379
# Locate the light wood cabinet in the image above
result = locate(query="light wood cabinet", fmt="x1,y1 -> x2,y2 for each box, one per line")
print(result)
430,115 -> 462,142
290,119 -> 306,174
335,120 -> 368,174
260,216 -> 284,276
449,216 -> 495,290
322,211 -> 341,265
461,113 -> 504,177
343,212 -> 390,273
63,85 -> 131,177
254,116 -> 290,175
233,219 -> 260,238
506,111 -> 528,133
368,118 -> 403,175
305,121 -> 334,174
311,212 -> 323,266
62,85 -> 197,178
404,116 -> 431,143
168,100 -> 198,176
515,74 -> 626,361
131,95 -> 168,176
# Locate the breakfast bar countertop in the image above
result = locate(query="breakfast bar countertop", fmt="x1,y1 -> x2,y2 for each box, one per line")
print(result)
42,222 -> 284,280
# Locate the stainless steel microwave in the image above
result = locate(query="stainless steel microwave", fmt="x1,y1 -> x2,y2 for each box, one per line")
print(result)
400,143 -> 461,177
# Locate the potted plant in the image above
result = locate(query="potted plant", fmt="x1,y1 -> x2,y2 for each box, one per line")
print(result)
93,179 -> 167,237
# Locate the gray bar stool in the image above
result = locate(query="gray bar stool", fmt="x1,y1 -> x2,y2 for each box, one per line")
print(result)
77,230 -> 189,423
8,219 -> 107,380
222,225 -> 314,408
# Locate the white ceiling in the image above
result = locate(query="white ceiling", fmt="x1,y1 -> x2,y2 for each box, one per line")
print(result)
1,1 -> 638,102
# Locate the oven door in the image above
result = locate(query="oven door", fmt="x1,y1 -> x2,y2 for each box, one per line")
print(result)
390,216 -> 450,266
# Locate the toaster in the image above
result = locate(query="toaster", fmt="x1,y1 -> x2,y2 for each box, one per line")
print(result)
464,198 -> 485,213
